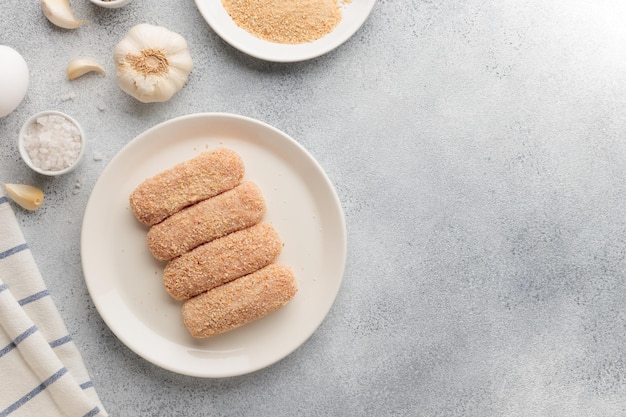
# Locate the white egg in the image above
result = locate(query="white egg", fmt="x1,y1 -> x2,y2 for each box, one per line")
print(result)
0,45 -> 29,118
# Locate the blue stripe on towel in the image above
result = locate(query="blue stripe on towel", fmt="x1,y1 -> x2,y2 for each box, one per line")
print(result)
0,326 -> 38,359
13,325 -> 37,345
83,407 -> 101,417
0,243 -> 28,261
0,283 -> 7,293
0,367 -> 68,417
0,196 -> 8,205
18,290 -> 49,306
0,342 -> 16,359
80,381 -> 94,390
49,334 -> 72,349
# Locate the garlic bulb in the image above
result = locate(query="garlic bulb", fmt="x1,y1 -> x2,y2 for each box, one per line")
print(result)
41,0 -> 84,30
114,24 -> 193,103
4,184 -> 44,211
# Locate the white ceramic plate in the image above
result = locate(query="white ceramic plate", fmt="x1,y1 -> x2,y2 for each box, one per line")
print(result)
81,113 -> 346,377
194,0 -> 376,62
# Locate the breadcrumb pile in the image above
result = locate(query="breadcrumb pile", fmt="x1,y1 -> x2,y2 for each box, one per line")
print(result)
222,0 -> 345,44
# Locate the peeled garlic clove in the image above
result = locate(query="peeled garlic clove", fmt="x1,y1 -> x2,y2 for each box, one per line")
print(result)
4,184 -> 44,211
67,58 -> 105,80
41,0 -> 84,30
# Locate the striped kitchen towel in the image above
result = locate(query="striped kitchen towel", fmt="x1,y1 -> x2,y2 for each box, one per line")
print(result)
0,190 -> 108,417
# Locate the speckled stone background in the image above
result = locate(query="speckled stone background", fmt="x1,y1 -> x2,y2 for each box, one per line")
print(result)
2,0 -> 626,415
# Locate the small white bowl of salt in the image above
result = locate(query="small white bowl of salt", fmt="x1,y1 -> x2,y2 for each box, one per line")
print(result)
19,110 -> 85,176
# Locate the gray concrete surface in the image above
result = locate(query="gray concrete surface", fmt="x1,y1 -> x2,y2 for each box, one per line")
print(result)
2,0 -> 626,415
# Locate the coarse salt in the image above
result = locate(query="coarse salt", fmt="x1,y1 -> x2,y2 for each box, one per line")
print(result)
23,114 -> 82,172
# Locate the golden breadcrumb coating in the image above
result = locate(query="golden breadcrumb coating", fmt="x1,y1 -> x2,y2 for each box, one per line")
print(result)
130,148 -> 245,226
164,223 -> 283,300
146,181 -> 266,261
182,263 -> 297,338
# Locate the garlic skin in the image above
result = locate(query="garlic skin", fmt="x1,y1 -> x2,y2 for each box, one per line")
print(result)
41,0 -> 84,30
3,184 -> 44,211
114,24 -> 193,103
67,58 -> 105,80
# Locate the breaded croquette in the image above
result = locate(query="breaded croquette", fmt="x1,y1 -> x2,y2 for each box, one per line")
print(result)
130,148 -> 245,226
182,263 -> 297,338
146,181 -> 266,261
163,223 -> 283,300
